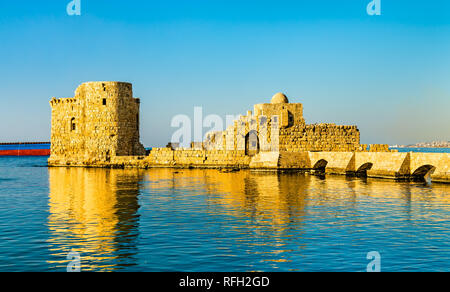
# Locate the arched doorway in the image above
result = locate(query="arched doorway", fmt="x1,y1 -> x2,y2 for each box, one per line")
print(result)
245,130 -> 260,156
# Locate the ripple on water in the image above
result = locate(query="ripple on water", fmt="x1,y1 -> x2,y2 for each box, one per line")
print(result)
0,158 -> 448,271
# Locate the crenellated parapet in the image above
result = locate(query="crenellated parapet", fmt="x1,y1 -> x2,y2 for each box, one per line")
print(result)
50,97 -> 78,106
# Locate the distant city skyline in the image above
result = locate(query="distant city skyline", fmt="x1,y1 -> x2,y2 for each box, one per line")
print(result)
0,0 -> 449,147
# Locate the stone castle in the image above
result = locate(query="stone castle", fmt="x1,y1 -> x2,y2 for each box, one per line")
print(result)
202,92 -> 364,153
48,82 -> 449,183
49,82 -> 145,164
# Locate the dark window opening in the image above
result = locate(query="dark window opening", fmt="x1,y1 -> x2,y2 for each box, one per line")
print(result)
102,98 -> 107,105
70,118 -> 76,131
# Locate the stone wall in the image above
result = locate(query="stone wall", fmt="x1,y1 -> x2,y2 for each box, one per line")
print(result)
49,97 -> 83,162
106,150 -> 450,183
354,152 -> 410,178
410,153 -> 450,183
308,152 -> 355,174
280,124 -> 360,152
278,151 -> 311,169
146,148 -> 251,168
369,144 -> 391,152
107,148 -> 251,168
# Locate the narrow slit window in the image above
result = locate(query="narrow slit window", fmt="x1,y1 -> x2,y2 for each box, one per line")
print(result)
70,118 -> 76,131
102,98 -> 107,105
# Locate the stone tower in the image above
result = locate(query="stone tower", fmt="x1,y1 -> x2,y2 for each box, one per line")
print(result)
49,82 -> 145,165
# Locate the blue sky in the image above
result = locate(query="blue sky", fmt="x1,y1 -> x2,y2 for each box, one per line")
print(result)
0,0 -> 449,146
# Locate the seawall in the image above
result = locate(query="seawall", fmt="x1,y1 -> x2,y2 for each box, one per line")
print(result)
48,149 -> 450,183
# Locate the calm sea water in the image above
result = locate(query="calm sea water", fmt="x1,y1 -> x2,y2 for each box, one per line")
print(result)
0,156 -> 449,272
392,147 -> 450,153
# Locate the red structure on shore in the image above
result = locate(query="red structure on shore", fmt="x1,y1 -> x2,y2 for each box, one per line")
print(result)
0,142 -> 50,156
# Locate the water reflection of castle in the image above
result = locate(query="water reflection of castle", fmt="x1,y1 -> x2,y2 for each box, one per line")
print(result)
47,168 -> 449,271
47,168 -> 143,271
